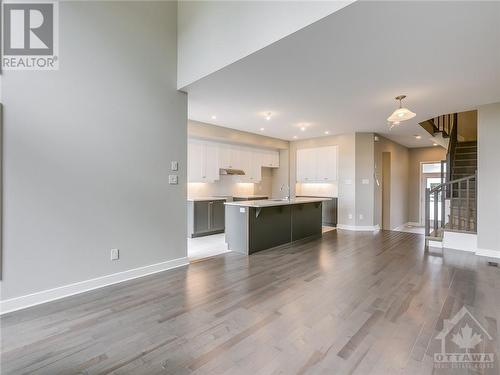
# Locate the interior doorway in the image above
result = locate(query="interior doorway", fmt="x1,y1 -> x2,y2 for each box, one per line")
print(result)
381,152 -> 391,230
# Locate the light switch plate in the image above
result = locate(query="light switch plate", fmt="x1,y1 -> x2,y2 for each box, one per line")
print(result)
240,207 -> 246,213
171,161 -> 178,171
110,248 -> 119,261
169,175 -> 178,184
362,179 -> 369,185
345,179 -> 352,185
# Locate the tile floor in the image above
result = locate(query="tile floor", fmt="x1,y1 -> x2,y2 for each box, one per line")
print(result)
187,233 -> 229,261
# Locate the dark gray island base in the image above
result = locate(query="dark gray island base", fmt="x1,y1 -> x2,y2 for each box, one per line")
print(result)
225,198 -> 325,254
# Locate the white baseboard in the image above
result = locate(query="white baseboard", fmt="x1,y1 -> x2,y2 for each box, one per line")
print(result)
426,231 -> 500,260
475,248 -> 500,260
337,224 -> 380,232
0,257 -> 189,315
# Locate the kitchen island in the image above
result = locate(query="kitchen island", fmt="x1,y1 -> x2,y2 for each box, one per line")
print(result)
225,198 -> 326,254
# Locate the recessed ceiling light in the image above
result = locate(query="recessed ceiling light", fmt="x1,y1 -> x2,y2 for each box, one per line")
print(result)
324,131 -> 330,135
211,115 -> 217,120
260,127 -> 265,131
414,135 -> 422,139
265,112 -> 272,121
293,135 -> 298,139
433,143 -> 438,146
301,127 -> 306,131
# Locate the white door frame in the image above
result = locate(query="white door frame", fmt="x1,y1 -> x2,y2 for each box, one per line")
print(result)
418,161 -> 443,226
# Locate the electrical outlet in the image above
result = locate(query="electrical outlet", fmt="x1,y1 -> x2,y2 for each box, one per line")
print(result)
359,214 -> 364,220
348,214 -> 353,219
110,248 -> 119,261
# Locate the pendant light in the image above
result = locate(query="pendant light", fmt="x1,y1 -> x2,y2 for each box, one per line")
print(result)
387,95 -> 416,127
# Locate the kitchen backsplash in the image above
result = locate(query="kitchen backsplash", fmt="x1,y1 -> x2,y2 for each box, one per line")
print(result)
188,168 -> 273,197
295,182 -> 338,197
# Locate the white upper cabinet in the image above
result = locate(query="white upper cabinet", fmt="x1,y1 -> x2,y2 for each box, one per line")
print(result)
237,149 -> 262,183
297,148 -> 316,182
261,149 -> 280,168
218,144 -> 246,170
296,146 -> 338,183
188,139 -> 280,184
188,140 -> 219,182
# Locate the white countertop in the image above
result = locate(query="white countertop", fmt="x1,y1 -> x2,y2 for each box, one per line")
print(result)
232,195 -> 269,199
224,197 -> 328,208
187,197 -> 227,202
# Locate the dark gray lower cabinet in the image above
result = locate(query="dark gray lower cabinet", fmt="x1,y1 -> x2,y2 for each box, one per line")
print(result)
291,202 -> 323,241
298,196 -> 337,226
188,200 -> 225,238
322,198 -> 338,226
210,200 -> 225,232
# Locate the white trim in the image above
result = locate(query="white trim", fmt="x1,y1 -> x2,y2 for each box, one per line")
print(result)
0,257 -> 189,315
337,224 -> 380,232
407,222 -> 421,227
428,240 -> 443,249
443,231 -> 477,253
475,248 -> 500,260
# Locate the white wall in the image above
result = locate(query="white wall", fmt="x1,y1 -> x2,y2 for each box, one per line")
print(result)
177,1 -> 353,88
477,102 -> 500,256
1,2 -> 187,301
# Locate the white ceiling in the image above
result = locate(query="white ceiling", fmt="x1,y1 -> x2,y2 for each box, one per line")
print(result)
184,1 -> 500,148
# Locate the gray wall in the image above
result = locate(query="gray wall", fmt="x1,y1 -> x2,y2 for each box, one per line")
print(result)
374,135 -> 410,229
355,133 -> 375,226
408,146 -> 446,224
477,102 -> 500,255
177,1 -> 350,88
1,2 -> 187,300
290,134 -> 356,227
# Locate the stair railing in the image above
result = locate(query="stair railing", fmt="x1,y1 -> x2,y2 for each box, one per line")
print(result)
440,159 -> 446,225
425,172 -> 477,239
445,113 -> 459,199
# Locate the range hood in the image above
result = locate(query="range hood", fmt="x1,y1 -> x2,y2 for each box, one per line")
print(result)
220,168 -> 245,176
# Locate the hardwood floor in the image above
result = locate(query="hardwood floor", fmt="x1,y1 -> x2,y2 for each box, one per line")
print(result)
2,230 -> 499,375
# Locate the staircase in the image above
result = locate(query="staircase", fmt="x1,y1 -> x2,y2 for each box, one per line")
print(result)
422,113 -> 477,248
448,141 -> 477,232
419,113 -> 455,139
